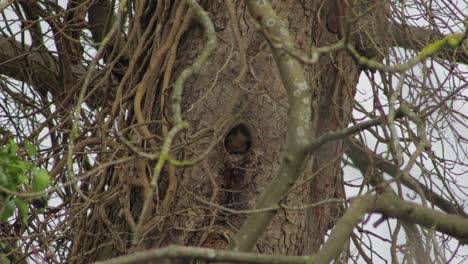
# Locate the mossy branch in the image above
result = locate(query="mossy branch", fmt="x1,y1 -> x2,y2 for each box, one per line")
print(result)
231,0 -> 313,251
347,32 -> 466,72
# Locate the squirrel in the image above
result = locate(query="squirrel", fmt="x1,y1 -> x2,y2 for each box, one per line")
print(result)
224,124 -> 251,154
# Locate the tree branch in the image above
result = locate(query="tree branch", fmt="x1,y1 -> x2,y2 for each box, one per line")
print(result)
94,245 -> 308,264
0,37 -> 87,97
347,31 -> 466,72
307,195 -> 373,264
345,139 -> 467,217
302,118 -> 382,154
87,0 -> 114,43
18,1 -> 44,47
0,0 -> 14,12
87,0 -> 129,61
0,0 -> 124,104
95,193 -> 468,264
389,23 -> 467,64
231,0 -> 313,251
374,193 -> 468,243
308,193 -> 468,263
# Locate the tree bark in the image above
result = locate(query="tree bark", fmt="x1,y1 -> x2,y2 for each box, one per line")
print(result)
63,0 -> 392,261
6,0 -> 465,263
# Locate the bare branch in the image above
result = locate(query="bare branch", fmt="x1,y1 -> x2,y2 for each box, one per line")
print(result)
389,23 -> 468,64
231,0 -> 313,251
345,139 -> 467,217
0,37 -> 86,97
308,193 -> 468,263
94,245 -> 308,264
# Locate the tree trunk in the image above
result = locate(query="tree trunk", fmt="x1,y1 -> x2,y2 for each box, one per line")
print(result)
67,0 -> 388,262
305,0 -> 388,251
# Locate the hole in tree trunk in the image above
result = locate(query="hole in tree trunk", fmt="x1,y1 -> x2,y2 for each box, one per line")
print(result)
224,123 -> 252,154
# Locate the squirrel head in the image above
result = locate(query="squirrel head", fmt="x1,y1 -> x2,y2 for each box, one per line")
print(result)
224,124 -> 251,154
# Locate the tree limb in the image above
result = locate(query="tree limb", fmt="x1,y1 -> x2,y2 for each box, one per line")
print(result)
308,193 -> 468,263
0,37 -> 86,97
345,139 -> 467,217
95,245 -> 308,264
231,0 -> 313,251
87,0 -> 114,43
0,0 -> 123,103
389,23 -> 467,64
302,118 -> 382,154
374,193 -> 468,243
95,193 -> 468,264
88,0 -> 129,60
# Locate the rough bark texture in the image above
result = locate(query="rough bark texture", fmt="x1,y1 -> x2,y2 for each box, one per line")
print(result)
166,0 -> 308,255
2,0 -> 467,263
305,0 -> 389,252
65,0 -> 388,262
